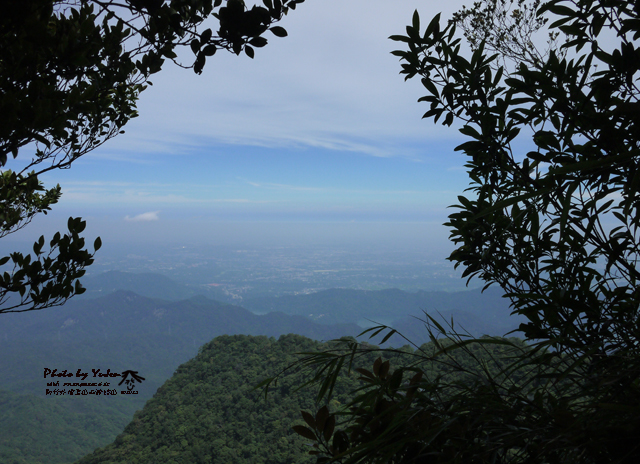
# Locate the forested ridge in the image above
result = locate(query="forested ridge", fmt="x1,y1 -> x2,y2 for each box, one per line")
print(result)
74,333 -> 528,464
0,288 -> 361,464
0,390 -> 135,464
1,279 -> 520,464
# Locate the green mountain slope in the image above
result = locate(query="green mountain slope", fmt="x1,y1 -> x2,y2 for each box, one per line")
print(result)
75,334 -> 329,464
0,390 -> 133,464
0,292 -> 361,464
74,334 -> 528,464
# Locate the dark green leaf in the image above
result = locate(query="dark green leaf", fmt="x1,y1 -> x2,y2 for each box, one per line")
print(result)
292,425 -> 317,441
270,26 -> 287,37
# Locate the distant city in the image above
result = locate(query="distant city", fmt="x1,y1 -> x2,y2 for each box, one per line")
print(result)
85,243 -> 478,303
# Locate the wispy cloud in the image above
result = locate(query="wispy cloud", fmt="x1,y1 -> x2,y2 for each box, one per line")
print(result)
77,0 -> 467,162
241,178 -> 452,196
125,211 -> 160,222
242,179 -> 325,192
242,179 -> 263,187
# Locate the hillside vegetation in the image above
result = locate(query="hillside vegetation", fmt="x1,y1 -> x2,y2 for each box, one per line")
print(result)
1,274 -> 523,463
0,289 -> 361,464
75,334 -> 527,464
0,391 -> 134,464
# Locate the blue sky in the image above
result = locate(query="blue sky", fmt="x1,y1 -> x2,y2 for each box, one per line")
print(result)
7,0 -> 475,255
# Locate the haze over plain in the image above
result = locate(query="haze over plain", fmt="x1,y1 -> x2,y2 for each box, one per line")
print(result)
3,0 -> 472,261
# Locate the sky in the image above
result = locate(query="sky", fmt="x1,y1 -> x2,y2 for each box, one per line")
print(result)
7,0 -> 476,255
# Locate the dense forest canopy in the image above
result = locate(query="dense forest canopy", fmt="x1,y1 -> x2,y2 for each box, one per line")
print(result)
73,334 -> 528,464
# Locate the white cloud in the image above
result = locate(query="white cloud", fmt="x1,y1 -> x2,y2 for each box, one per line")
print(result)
87,0 -> 468,161
125,211 -> 160,222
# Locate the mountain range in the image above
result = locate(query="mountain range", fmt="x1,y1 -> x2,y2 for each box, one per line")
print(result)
1,271 -> 523,464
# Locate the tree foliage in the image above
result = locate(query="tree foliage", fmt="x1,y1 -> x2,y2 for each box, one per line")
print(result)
67,333 -> 522,464
291,0 -> 640,462
0,0 -> 304,314
75,334 -> 358,464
